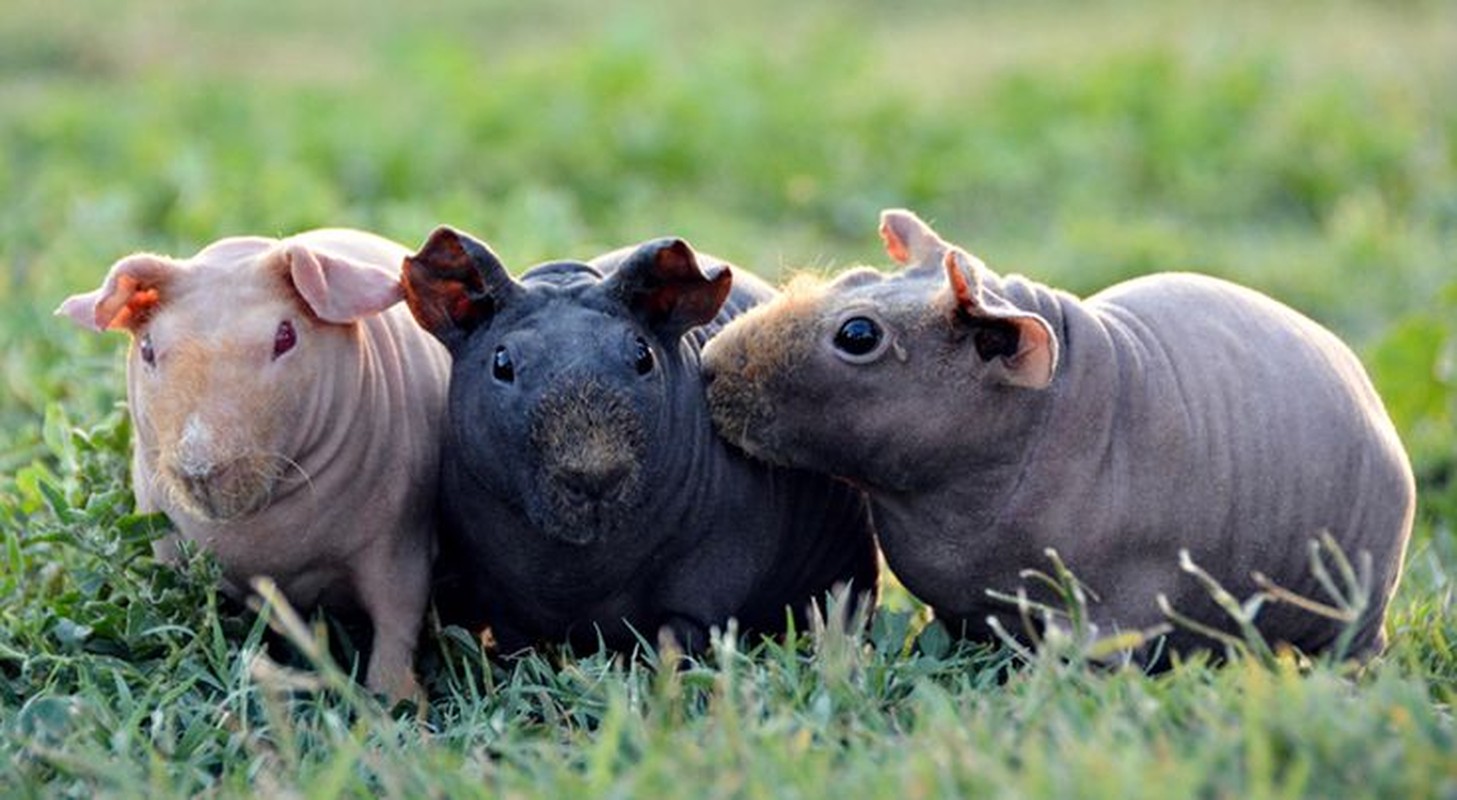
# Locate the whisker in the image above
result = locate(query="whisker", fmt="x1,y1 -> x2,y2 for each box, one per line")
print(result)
269,452 -> 317,498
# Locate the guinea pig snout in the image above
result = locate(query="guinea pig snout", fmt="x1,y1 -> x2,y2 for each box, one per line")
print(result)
161,415 -> 280,521
699,336 -> 737,385
531,383 -> 643,493
166,456 -> 277,521
527,379 -> 646,541
702,354 -> 765,436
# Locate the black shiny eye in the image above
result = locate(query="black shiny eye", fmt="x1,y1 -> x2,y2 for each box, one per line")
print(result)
138,333 -> 156,367
273,320 -> 297,359
833,316 -> 883,358
633,336 -> 654,375
492,346 -> 515,382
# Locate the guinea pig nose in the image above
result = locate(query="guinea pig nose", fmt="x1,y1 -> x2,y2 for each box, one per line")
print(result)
172,459 -> 227,490
559,459 -> 632,498
701,339 -> 724,371
701,341 -> 747,381
173,454 -> 215,481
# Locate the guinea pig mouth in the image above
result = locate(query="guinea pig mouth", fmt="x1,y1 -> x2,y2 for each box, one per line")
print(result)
163,455 -> 282,522
703,376 -> 781,465
528,457 -> 645,546
531,488 -> 639,546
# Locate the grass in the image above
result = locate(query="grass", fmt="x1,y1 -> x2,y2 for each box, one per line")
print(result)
3,0 -> 1455,796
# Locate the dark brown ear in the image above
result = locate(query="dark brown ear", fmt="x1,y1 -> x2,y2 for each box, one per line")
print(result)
944,249 -> 1057,390
606,237 -> 733,340
402,226 -> 516,351
56,253 -> 177,332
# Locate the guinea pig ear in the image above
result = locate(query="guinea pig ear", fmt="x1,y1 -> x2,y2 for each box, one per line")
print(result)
944,249 -> 1058,390
284,243 -> 404,324
607,237 -> 733,340
402,226 -> 516,350
879,208 -> 951,270
55,253 -> 176,332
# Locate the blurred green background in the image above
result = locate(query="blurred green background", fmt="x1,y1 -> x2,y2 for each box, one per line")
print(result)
5,0 -> 1455,561
2,2 -> 1455,796
3,0 -> 1451,570
8,0 -> 1453,532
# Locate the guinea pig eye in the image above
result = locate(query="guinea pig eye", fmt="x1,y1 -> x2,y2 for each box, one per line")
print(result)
492,346 -> 515,383
832,316 -> 884,360
138,333 -> 156,367
272,320 -> 297,359
633,336 -> 654,375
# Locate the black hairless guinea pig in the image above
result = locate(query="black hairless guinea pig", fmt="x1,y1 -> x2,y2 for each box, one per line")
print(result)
404,227 -> 879,654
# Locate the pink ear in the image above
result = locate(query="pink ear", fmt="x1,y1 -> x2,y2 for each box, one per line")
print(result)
286,243 -> 404,323
995,314 -> 1057,390
55,254 -> 176,332
879,208 -> 950,266
943,249 -> 1057,390
944,248 -> 987,309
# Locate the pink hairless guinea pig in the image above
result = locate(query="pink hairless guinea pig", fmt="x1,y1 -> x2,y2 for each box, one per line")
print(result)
58,229 -> 450,700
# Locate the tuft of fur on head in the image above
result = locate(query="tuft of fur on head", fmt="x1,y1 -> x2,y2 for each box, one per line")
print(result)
716,271 -> 830,378
780,271 -> 829,297
702,272 -> 836,464
527,378 -> 647,545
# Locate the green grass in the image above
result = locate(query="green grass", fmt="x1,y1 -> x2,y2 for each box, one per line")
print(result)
3,0 -> 1455,796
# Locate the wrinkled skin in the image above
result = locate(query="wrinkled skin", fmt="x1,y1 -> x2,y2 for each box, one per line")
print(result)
702,209 -> 1415,663
58,230 -> 450,699
404,227 -> 879,654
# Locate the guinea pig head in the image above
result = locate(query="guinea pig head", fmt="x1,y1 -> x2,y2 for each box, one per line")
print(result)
59,237 -> 405,522
702,208 -> 1057,492
405,227 -> 730,546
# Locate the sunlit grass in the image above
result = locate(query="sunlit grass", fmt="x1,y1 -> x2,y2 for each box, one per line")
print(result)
2,0 -> 1454,796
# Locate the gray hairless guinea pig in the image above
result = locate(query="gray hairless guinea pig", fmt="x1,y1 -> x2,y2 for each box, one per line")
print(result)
58,229 -> 449,700
702,209 -> 1414,663
402,226 -> 879,655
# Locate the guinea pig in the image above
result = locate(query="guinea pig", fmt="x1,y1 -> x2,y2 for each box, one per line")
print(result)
702,209 -> 1413,664
403,226 -> 879,654
58,228 -> 450,699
